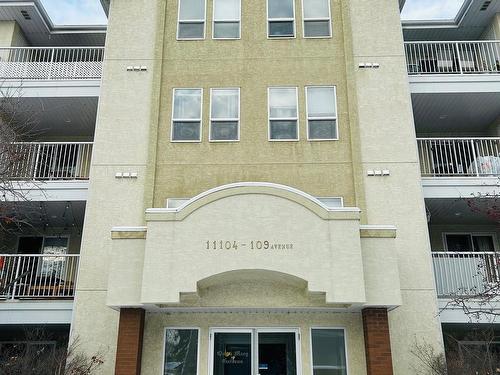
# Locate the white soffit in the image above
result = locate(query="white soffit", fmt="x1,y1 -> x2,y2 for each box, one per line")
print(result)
0,0 -> 106,46
402,0 -> 500,41
412,92 -> 500,134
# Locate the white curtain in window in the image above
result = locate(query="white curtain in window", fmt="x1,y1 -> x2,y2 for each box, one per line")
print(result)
268,0 -> 294,18
212,89 -> 239,119
179,0 -> 205,20
174,89 -> 202,119
214,0 -> 240,20
307,87 -> 336,117
269,88 -> 297,118
303,0 -> 329,18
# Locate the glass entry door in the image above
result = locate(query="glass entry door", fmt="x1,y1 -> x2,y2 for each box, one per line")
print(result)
211,329 -> 299,375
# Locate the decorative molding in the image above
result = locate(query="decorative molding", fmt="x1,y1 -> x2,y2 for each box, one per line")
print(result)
360,225 -> 397,238
145,182 -> 361,222
111,227 -> 147,240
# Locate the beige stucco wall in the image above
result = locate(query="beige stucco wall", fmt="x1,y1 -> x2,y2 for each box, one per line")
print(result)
153,0 -> 356,207
0,21 -> 28,47
142,312 -> 367,375
481,13 -> 500,40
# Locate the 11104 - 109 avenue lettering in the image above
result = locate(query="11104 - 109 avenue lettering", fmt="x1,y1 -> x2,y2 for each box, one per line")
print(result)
205,240 -> 294,251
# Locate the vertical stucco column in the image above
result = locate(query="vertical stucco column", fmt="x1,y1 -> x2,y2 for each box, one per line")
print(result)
115,308 -> 145,375
362,308 -> 394,375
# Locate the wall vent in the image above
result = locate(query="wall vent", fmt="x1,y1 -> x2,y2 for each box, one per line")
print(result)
20,10 -> 31,20
480,0 -> 492,11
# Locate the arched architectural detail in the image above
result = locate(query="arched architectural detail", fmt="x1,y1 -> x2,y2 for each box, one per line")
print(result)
146,182 -> 360,221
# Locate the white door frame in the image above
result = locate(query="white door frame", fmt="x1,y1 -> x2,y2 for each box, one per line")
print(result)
208,327 -> 301,375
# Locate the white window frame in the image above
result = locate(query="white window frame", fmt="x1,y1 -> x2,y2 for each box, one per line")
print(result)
209,327 -> 301,375
268,86 -> 299,142
305,86 -> 338,141
163,327 -> 201,375
301,0 -> 332,39
266,0 -> 297,39
309,327 -> 349,375
212,0 -> 241,40
209,88 -> 241,142
171,88 -> 203,143
442,232 -> 498,252
177,0 -> 207,40
315,196 -> 344,208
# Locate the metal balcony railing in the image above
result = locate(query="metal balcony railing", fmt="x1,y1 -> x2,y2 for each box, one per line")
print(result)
2,142 -> 93,181
0,47 -> 104,80
0,254 -> 79,299
417,138 -> 500,177
405,41 -> 500,74
432,252 -> 500,297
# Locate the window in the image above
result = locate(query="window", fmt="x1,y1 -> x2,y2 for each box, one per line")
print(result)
306,86 -> 337,140
267,0 -> 295,38
268,87 -> 298,141
311,328 -> 347,375
172,89 -> 203,142
213,0 -> 241,39
177,0 -> 206,39
164,328 -> 199,375
210,88 -> 240,141
444,233 -> 496,252
302,0 -> 331,37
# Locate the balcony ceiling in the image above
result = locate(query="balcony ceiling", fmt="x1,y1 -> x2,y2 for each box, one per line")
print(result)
403,0 -> 500,41
2,200 -> 86,229
14,97 -> 97,138
412,92 -> 500,134
0,0 -> 106,46
426,198 -> 498,225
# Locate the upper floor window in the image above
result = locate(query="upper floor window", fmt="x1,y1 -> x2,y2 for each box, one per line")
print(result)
210,88 -> 240,141
302,0 -> 331,37
177,0 -> 206,39
268,87 -> 299,140
213,0 -> 241,39
172,88 -> 203,142
267,0 -> 296,38
306,86 -> 337,140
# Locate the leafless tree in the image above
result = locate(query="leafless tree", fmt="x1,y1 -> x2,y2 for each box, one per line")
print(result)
413,330 -> 500,374
0,85 -> 41,243
0,329 -> 104,375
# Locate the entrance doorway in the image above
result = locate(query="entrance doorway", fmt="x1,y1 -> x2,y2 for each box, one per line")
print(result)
210,329 -> 300,375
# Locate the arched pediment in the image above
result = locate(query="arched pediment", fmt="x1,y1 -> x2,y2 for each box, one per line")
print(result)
146,182 -> 360,221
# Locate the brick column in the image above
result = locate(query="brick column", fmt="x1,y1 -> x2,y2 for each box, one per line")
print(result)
362,308 -> 394,375
115,308 -> 145,375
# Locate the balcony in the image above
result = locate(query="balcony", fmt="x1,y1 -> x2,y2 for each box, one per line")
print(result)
0,254 -> 79,300
432,251 -> 499,297
0,47 -> 104,97
405,41 -> 500,75
404,41 -> 500,95
0,47 -> 104,80
2,142 -> 93,201
417,138 -> 500,198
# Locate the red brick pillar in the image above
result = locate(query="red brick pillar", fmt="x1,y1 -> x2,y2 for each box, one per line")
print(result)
115,308 -> 145,375
362,308 -> 394,375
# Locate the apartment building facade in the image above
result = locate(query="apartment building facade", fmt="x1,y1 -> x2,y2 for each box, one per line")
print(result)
0,0 -> 498,374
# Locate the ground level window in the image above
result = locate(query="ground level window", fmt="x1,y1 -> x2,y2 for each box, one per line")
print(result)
311,328 -> 347,375
164,328 -> 199,375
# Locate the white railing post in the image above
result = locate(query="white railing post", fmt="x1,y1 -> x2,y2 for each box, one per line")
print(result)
10,257 -> 21,300
455,42 -> 464,74
471,139 -> 480,177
